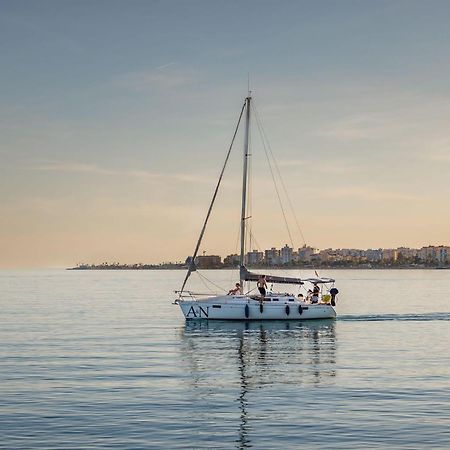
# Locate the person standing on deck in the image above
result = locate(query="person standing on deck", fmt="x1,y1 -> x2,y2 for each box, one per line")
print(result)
257,275 -> 268,298
330,287 -> 339,306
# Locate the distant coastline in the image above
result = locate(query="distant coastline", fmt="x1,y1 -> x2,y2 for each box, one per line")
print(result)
67,263 -> 450,270
68,244 -> 450,271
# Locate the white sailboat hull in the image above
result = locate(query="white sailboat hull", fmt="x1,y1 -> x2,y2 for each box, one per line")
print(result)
177,295 -> 336,321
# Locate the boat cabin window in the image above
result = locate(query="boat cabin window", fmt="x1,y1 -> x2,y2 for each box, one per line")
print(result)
272,298 -> 279,302
212,305 -> 222,308
288,298 -> 294,302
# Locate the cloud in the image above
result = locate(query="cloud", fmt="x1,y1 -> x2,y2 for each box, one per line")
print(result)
24,160 -> 215,185
310,186 -> 421,201
276,158 -> 361,174
319,114 -> 391,141
276,159 -> 306,167
111,65 -> 196,91
421,137 -> 450,163
155,62 -> 177,71
429,153 -> 450,162
30,161 -> 118,175
316,163 -> 361,175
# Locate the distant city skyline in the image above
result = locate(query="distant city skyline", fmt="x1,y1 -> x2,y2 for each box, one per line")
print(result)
1,1 -> 450,268
73,243 -> 450,268
197,243 -> 450,267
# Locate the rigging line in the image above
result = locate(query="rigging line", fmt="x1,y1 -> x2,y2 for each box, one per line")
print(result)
196,271 -> 216,294
252,104 -> 295,250
197,271 -> 228,293
180,100 -> 247,293
233,218 -> 241,255
247,125 -> 253,258
248,230 -> 262,255
229,217 -> 241,288
252,101 -> 307,247
227,212 -> 242,286
253,101 -> 306,247
252,101 -> 316,284
228,219 -> 240,288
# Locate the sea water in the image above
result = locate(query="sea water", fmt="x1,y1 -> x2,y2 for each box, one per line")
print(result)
0,269 -> 449,449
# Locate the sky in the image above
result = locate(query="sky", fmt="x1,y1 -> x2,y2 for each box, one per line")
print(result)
1,0 -> 450,268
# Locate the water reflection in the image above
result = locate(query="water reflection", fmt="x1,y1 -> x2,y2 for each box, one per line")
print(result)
179,320 -> 336,449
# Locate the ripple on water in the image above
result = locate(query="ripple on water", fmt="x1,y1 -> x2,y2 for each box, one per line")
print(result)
1,269 -> 450,449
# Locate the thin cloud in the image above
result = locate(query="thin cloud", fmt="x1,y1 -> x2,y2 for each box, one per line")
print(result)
429,153 -> 450,162
276,159 -> 306,167
25,160 -> 214,184
30,161 -> 118,175
320,114 -> 389,141
276,158 -> 360,174
155,62 -> 177,71
315,162 -> 362,175
424,144 -> 450,163
311,186 -> 421,201
111,65 -> 196,91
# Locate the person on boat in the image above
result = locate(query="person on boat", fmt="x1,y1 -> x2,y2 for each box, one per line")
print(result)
257,275 -> 267,298
330,287 -> 339,306
311,284 -> 320,304
228,283 -> 241,295
297,293 -> 304,301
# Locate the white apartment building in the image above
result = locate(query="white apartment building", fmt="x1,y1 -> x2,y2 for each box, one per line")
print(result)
418,245 -> 449,264
265,247 -> 280,265
396,247 -> 418,260
246,250 -> 264,265
366,249 -> 383,262
280,244 -> 293,264
298,245 -> 318,262
382,249 -> 398,261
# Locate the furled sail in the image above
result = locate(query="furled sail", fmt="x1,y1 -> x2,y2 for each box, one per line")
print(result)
179,100 -> 247,294
240,266 -> 335,285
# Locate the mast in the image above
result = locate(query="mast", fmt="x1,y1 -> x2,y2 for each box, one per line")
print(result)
239,95 -> 251,290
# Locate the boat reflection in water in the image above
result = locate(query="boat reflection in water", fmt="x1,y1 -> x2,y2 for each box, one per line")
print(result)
179,320 -> 336,448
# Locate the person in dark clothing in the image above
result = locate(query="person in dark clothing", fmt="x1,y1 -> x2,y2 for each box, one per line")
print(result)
330,287 -> 339,306
311,284 -> 320,303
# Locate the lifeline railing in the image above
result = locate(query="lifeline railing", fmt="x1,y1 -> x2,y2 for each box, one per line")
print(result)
174,291 -> 217,301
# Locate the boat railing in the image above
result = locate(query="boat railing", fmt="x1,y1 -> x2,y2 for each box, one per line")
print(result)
175,291 -> 217,301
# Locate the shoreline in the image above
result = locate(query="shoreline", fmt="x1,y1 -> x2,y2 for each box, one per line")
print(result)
67,265 -> 450,271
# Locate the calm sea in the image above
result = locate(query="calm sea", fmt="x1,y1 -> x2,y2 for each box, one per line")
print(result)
1,269 -> 449,449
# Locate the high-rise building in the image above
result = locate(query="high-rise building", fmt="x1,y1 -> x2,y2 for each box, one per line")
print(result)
382,249 -> 398,262
280,244 -> 293,264
264,247 -> 280,266
246,250 -> 264,265
366,249 -> 383,262
298,245 -> 318,262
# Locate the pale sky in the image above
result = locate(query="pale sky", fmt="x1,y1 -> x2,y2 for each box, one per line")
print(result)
1,0 -> 450,268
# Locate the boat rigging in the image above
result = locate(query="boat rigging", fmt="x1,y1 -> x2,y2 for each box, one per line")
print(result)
175,93 -> 339,320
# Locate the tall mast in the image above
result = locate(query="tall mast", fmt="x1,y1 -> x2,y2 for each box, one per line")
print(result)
240,95 -> 251,289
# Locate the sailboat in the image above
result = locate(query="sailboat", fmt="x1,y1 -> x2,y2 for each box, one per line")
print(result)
175,94 -> 338,320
